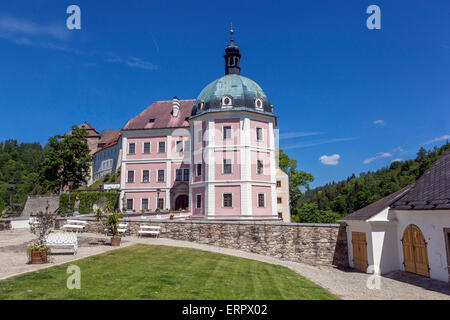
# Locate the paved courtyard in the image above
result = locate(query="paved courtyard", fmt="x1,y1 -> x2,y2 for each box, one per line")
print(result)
0,229 -> 449,300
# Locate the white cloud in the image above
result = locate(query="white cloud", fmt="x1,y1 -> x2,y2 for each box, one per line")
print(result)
373,120 -> 386,126
282,137 -> 357,150
423,134 -> 450,145
319,154 -> 340,165
0,15 -> 68,40
363,152 -> 392,164
278,132 -> 323,139
391,158 -> 403,162
106,56 -> 158,71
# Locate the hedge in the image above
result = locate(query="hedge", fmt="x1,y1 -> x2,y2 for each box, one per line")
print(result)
59,191 -> 119,215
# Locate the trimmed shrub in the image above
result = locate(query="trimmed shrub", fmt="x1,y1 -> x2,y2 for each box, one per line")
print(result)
59,191 -> 118,215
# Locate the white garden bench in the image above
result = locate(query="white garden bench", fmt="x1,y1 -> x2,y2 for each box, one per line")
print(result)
62,219 -> 87,232
28,217 -> 39,227
45,232 -> 78,255
104,223 -> 128,236
138,225 -> 161,238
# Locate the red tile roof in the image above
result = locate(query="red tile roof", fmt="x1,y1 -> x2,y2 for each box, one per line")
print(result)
98,129 -> 121,144
122,99 -> 195,130
94,136 -> 120,154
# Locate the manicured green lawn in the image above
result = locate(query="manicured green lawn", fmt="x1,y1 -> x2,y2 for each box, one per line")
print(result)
0,244 -> 339,300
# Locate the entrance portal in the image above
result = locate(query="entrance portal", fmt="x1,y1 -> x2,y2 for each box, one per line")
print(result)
402,224 -> 430,277
174,194 -> 189,210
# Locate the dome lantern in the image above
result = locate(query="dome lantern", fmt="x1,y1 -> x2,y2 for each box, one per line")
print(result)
224,25 -> 241,75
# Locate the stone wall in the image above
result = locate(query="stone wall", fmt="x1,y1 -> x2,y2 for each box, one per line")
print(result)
21,195 -> 59,217
56,218 -> 348,267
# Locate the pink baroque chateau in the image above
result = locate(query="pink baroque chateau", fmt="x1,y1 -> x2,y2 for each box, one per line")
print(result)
120,30 -> 283,220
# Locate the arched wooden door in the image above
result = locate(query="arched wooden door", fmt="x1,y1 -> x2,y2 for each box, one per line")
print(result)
402,225 -> 430,277
174,195 -> 189,210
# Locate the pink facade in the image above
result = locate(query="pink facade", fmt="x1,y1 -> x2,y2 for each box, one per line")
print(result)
214,150 -> 241,181
125,190 -> 167,212
214,118 -> 240,146
126,136 -> 168,160
214,185 -> 241,215
124,162 -> 167,188
250,119 -> 270,148
192,186 -> 205,216
251,185 -> 272,215
250,150 -> 271,181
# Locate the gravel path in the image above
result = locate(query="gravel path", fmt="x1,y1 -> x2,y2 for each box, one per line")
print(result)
1,229 -> 449,299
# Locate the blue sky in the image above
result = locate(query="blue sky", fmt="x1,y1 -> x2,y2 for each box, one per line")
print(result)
0,0 -> 449,187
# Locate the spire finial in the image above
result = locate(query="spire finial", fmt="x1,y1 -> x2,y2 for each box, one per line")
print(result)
230,23 -> 234,40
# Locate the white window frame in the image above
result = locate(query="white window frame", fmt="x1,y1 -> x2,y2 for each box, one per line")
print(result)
128,142 -> 136,154
127,170 -> 135,183
195,194 -> 202,209
142,169 -> 150,183
175,168 -> 183,182
142,141 -> 151,154
222,158 -> 233,174
256,127 -> 264,141
141,198 -> 149,211
157,198 -> 164,210
223,125 -> 232,140
157,169 -> 165,182
257,193 -> 266,208
126,198 -> 134,210
158,141 -> 166,153
257,159 -> 264,175
222,193 -> 233,208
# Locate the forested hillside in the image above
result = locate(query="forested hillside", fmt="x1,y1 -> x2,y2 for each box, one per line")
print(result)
291,142 -> 450,223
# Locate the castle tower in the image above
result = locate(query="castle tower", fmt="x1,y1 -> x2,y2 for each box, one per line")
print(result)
189,28 -> 277,219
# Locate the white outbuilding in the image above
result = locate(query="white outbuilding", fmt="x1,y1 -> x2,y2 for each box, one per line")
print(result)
340,150 -> 450,282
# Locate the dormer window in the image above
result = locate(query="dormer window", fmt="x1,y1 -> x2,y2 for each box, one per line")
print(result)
222,96 -> 232,108
198,102 -> 204,110
148,118 -> 155,123
255,98 -> 263,110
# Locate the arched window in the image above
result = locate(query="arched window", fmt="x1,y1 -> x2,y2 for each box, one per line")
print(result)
255,98 -> 263,110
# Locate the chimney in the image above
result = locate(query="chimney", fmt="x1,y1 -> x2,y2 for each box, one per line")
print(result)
172,96 -> 180,117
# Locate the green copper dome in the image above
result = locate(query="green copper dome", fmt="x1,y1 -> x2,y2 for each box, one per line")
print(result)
191,74 -> 272,117
190,30 -> 273,118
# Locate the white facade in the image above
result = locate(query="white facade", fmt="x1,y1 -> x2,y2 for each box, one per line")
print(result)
345,208 -> 450,282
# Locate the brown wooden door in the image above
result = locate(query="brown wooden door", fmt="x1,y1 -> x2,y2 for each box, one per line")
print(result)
352,232 -> 368,272
402,225 -> 430,277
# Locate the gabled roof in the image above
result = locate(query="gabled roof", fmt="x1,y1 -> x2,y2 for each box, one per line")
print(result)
98,129 -> 120,144
122,99 -> 195,131
66,122 -> 101,138
391,150 -> 450,210
94,136 -> 120,155
339,185 -> 412,221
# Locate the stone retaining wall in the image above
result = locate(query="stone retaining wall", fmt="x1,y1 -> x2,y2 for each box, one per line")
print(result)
55,218 -> 348,267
